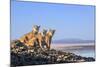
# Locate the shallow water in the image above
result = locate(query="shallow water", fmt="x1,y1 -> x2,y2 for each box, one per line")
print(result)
52,43 -> 95,58
63,47 -> 95,58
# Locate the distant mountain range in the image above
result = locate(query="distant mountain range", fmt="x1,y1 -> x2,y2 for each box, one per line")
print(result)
52,39 -> 95,44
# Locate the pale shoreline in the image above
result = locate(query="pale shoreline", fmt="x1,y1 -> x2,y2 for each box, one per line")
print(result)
51,43 -> 95,58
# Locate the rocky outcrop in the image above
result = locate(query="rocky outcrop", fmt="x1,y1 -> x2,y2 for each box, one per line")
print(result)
11,40 -> 95,66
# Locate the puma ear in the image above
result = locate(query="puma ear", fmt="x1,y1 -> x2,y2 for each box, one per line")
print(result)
53,30 -> 56,32
38,25 -> 40,28
52,30 -> 55,34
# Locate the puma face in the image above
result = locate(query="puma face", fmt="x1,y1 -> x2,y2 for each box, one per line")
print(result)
32,25 -> 40,34
42,29 -> 47,36
49,29 -> 55,36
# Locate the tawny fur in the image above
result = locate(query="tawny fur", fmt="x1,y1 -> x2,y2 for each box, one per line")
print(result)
18,25 -> 55,50
37,29 -> 47,49
19,25 -> 40,47
44,30 -> 55,50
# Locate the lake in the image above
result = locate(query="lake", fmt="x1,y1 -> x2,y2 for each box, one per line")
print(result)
51,43 -> 95,58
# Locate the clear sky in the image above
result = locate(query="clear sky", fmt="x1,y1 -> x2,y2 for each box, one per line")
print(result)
11,0 -> 95,40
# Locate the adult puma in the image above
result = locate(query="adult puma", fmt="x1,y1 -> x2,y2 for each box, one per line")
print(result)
37,29 -> 47,50
19,25 -> 40,47
45,29 -> 55,50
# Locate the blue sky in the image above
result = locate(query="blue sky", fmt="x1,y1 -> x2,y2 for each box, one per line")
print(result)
11,0 -> 95,40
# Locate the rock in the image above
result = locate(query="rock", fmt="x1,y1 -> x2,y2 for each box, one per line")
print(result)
11,40 -> 95,66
